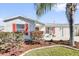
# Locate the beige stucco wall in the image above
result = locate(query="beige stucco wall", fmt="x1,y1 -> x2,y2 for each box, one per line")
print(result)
44,25 -> 79,42
52,27 -> 70,41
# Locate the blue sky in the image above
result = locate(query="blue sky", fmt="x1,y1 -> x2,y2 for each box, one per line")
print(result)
0,3 -> 79,25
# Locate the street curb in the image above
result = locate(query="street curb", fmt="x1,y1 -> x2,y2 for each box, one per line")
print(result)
19,45 -> 79,56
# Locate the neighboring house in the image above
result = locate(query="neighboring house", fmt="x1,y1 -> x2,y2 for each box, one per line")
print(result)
3,16 -> 45,40
45,23 -> 79,41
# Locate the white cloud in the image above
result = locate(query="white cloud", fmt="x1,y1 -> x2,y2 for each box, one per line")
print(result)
54,3 -> 79,12
53,3 -> 66,12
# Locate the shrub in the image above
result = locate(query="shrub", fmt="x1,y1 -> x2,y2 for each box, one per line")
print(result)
31,31 -> 43,40
0,32 -> 24,53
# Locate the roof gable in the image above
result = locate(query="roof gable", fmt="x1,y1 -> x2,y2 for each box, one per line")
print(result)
3,16 -> 45,25
4,16 -> 35,23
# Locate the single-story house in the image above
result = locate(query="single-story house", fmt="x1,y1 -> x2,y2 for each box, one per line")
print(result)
3,16 -> 45,40
2,16 -> 79,42
45,23 -> 79,41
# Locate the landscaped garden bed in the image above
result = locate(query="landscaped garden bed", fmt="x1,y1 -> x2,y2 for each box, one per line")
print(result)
0,32 -> 79,56
0,39 -> 79,56
0,41 -> 56,56
0,32 -> 24,56
0,32 -> 56,56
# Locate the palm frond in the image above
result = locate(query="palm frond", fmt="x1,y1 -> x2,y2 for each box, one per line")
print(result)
35,3 -> 55,17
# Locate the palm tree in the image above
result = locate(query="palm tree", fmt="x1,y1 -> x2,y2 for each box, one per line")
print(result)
35,3 -> 77,46
66,3 -> 77,46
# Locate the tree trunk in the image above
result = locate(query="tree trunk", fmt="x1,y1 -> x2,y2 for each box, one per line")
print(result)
69,14 -> 75,46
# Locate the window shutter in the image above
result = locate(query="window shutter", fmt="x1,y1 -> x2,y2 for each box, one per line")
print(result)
25,24 -> 28,35
13,23 -> 17,32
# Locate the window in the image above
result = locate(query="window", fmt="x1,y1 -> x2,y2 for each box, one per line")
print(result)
17,24 -> 24,28
17,24 -> 25,32
46,27 -> 49,33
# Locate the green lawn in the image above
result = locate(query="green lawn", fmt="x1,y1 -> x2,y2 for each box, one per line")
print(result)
24,46 -> 79,56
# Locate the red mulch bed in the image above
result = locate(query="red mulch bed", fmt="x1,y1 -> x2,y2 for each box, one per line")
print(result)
0,40 -> 79,56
